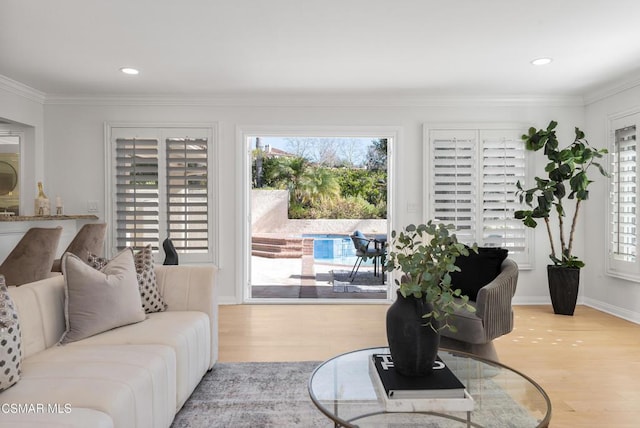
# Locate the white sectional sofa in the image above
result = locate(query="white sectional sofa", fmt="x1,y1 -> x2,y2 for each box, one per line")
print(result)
0,264 -> 218,428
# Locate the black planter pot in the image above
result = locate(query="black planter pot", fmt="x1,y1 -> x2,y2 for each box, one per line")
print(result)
386,290 -> 440,376
547,265 -> 580,316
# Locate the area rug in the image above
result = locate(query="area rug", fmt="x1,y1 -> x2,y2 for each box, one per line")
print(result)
172,360 -> 542,428
171,361 -> 331,428
330,269 -> 387,292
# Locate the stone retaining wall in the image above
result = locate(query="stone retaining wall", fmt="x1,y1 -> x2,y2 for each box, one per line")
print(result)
252,189 -> 387,236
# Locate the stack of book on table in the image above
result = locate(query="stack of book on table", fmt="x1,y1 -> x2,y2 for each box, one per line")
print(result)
369,354 -> 475,412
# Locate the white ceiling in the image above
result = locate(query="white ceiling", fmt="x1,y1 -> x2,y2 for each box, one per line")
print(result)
2,0 -> 640,98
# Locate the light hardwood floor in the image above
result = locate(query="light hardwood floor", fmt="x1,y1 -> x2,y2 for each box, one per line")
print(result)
219,304 -> 640,428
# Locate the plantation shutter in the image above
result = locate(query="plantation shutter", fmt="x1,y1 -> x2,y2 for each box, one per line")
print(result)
115,138 -> 160,251
611,123 -> 637,262
480,130 -> 527,255
166,137 -> 209,253
428,125 -> 531,267
431,130 -> 477,244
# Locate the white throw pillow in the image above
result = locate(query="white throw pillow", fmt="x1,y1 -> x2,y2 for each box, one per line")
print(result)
60,250 -> 145,344
0,275 -> 21,392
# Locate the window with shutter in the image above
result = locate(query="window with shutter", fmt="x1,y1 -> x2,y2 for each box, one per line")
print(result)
431,130 -> 477,245
611,126 -> 636,262
481,130 -> 527,255
107,125 -> 216,264
426,125 -> 531,268
608,112 -> 640,280
115,138 -> 160,251
166,137 -> 209,253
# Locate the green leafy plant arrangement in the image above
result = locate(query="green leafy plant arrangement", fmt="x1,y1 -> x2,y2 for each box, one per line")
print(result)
515,121 -> 609,268
385,221 -> 477,332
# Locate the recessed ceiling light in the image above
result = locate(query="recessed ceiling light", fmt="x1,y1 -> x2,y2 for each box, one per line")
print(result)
531,58 -> 553,66
119,67 -> 140,75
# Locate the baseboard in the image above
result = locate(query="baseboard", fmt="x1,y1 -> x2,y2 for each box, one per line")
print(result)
582,297 -> 640,325
219,296 -> 240,305
511,296 -> 551,305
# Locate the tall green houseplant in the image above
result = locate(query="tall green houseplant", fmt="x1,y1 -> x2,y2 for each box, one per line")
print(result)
515,121 -> 609,267
514,121 -> 609,314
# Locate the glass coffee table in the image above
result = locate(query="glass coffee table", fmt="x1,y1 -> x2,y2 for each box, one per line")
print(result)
308,347 -> 551,427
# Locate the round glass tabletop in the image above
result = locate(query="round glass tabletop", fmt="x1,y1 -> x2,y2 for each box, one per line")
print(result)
308,347 -> 551,428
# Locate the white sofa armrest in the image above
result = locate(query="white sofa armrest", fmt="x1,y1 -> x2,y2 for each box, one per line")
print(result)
154,264 -> 219,368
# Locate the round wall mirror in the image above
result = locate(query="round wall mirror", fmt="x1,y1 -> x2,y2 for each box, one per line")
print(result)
0,160 -> 18,195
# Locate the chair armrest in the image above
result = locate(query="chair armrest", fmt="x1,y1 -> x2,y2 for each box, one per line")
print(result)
154,264 -> 219,368
475,258 -> 518,341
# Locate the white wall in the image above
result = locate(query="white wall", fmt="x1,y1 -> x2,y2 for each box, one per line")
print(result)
583,85 -> 640,323
39,97 -> 584,304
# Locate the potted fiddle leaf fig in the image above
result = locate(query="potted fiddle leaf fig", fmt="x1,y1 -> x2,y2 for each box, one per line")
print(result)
515,120 -> 609,315
384,221 -> 477,376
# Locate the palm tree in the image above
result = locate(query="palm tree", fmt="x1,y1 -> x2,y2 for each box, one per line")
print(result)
298,167 -> 341,206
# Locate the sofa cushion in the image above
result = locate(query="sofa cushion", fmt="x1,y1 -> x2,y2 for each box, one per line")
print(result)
450,247 -> 508,301
70,311 -> 211,410
60,250 -> 145,344
7,276 -> 66,359
0,275 -> 22,392
0,344 -> 176,428
88,245 -> 167,314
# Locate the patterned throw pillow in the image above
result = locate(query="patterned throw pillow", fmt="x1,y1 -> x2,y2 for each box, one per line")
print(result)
0,275 -> 22,392
88,245 -> 167,314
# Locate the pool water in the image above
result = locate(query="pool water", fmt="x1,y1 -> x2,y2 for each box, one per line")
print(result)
303,234 -> 373,266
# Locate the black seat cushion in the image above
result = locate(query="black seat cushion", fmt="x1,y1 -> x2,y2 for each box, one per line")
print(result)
450,247 -> 508,301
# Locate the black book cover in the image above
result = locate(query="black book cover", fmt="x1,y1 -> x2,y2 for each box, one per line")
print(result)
370,354 -> 466,399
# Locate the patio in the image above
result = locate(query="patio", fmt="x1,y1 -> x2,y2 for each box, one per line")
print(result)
250,253 -> 388,300
250,191 -> 388,299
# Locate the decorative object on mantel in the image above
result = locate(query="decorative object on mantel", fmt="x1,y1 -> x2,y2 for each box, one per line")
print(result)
384,221 -> 477,377
55,196 -> 63,216
515,121 -> 609,315
34,181 -> 50,216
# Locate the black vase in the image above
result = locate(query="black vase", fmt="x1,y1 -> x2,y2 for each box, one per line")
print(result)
547,265 -> 580,316
386,290 -> 440,376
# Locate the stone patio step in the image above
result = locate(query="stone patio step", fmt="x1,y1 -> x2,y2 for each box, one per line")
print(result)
252,242 -> 302,253
252,235 -> 303,258
251,249 -> 303,258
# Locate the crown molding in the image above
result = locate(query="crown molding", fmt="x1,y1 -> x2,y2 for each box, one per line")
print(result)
583,75 -> 640,105
0,75 -> 46,104
43,93 -> 585,108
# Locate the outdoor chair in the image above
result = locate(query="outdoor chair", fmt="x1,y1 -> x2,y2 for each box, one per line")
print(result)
0,226 -> 62,286
349,230 -> 386,284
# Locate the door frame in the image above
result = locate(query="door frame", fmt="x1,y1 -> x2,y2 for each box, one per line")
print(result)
237,125 -> 400,303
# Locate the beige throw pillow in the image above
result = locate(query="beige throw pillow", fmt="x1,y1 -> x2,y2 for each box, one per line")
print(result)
60,250 -> 145,344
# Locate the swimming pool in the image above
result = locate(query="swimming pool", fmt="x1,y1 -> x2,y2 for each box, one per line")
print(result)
302,233 -> 372,265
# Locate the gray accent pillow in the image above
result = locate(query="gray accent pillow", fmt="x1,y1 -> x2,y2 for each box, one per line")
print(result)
0,275 -> 21,392
60,250 -> 145,344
